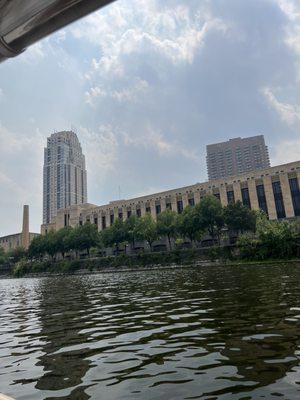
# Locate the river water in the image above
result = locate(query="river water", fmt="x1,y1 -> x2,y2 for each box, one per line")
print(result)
0,264 -> 300,400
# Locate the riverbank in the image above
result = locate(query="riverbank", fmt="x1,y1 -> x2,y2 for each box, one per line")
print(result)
4,247 -> 300,278
12,248 -> 218,277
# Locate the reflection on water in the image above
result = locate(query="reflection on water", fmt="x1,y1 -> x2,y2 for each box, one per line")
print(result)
0,264 -> 300,400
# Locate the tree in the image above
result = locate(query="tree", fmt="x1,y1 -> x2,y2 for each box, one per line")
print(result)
110,218 -> 127,254
124,215 -> 139,251
43,230 -> 58,260
0,247 -> 8,265
224,200 -> 257,235
157,210 -> 178,250
237,216 -> 300,260
198,195 -> 224,243
28,234 -> 47,260
135,214 -> 158,252
101,225 -> 114,249
67,223 -> 99,256
257,218 -> 297,259
7,246 -> 27,263
176,206 -> 203,245
54,227 -> 72,258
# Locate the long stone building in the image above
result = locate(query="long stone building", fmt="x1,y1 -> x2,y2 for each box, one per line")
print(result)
41,161 -> 300,234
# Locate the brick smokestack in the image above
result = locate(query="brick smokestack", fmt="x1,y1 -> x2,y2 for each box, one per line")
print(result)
22,205 -> 30,250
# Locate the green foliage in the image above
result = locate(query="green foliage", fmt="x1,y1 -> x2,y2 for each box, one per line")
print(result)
237,233 -> 261,260
0,246 -> 8,265
13,259 -> 29,277
237,217 -> 300,260
101,225 -> 115,248
110,218 -> 127,250
53,227 -> 73,257
124,215 -> 139,248
175,238 -> 184,249
197,195 -> 225,241
67,223 -> 99,255
135,213 -> 158,251
43,230 -> 58,259
28,234 -> 47,259
176,206 -> 202,243
224,200 -> 257,234
157,210 -> 178,249
100,218 -> 130,253
7,246 -> 27,262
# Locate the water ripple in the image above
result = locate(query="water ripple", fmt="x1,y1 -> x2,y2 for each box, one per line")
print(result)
0,264 -> 300,399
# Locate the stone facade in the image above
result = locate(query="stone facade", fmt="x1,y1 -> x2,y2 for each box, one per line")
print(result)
0,233 -> 39,252
41,161 -> 300,234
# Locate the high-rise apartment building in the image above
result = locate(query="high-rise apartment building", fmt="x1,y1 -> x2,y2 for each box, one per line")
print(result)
206,135 -> 270,180
43,131 -> 87,224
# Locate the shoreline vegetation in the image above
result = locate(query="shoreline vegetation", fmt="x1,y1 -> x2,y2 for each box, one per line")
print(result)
1,195 -> 300,277
10,252 -> 300,279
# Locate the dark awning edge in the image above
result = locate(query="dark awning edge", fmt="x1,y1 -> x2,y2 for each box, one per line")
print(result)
0,0 -> 115,62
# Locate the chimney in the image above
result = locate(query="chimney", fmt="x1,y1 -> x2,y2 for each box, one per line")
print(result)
21,205 -> 30,250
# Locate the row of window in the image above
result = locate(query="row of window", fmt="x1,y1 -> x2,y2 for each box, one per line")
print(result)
73,177 -> 300,230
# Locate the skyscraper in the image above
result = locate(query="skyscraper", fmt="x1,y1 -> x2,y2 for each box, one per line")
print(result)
206,135 -> 270,180
43,131 -> 87,224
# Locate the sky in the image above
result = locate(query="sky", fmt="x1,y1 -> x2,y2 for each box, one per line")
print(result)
0,0 -> 300,236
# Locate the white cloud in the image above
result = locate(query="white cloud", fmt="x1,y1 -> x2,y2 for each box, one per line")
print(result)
271,137 -> 300,165
276,0 -> 300,21
262,87 -> 300,125
112,78 -> 149,101
79,125 -> 119,182
85,78 -> 149,106
71,0 -> 227,80
122,126 -> 200,162
85,86 -> 107,106
0,123 -> 44,234
275,0 -> 300,80
19,42 -> 45,64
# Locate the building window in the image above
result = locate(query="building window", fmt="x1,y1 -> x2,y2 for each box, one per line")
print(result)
110,214 -> 114,225
156,204 -> 161,215
177,200 -> 183,214
213,193 -> 220,201
102,216 -> 106,230
136,208 -> 141,217
146,206 -> 151,213
64,214 -> 67,227
188,198 -> 195,207
227,191 -> 235,204
256,184 -> 268,216
272,181 -> 286,219
289,178 -> 300,216
166,203 -> 172,210
94,217 -> 98,225
241,188 -> 251,209
127,210 -> 132,218
118,212 -> 123,220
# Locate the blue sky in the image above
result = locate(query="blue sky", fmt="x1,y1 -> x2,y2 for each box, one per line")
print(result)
1,0 -> 300,235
